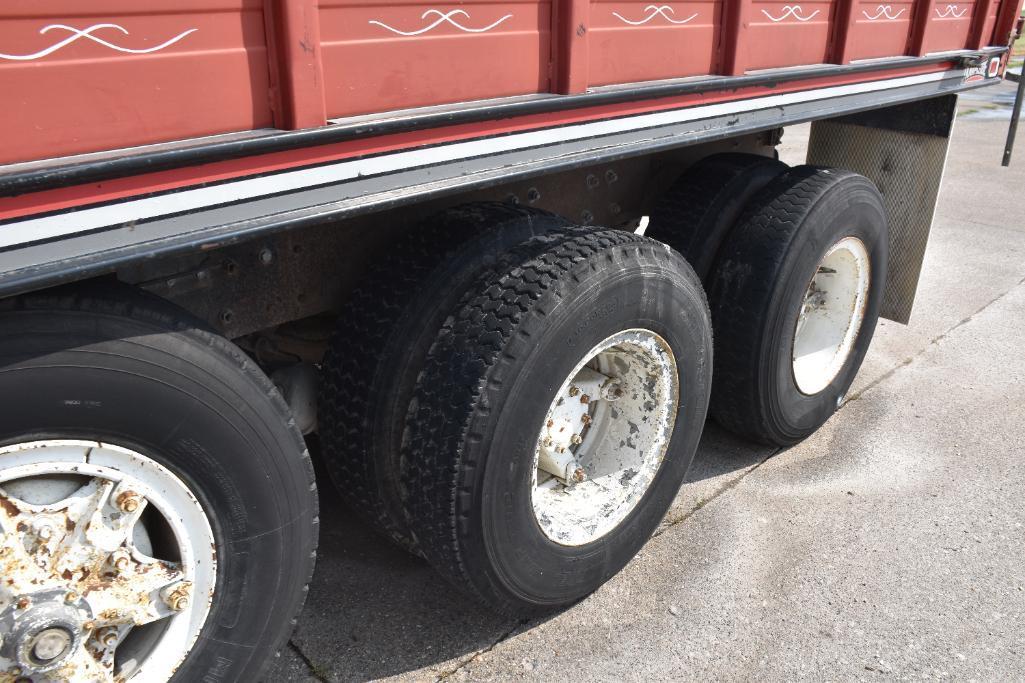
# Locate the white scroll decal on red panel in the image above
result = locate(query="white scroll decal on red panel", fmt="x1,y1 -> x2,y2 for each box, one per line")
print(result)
862,5 -> 907,20
612,5 -> 700,25
0,24 -> 197,61
761,5 -> 822,21
935,4 -> 968,17
369,9 -> 514,36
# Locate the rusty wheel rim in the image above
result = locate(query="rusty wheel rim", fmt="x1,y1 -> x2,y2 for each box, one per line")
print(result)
792,236 -> 871,396
531,329 -> 680,546
0,440 -> 216,682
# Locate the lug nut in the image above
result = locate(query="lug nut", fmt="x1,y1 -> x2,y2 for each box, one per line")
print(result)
36,524 -> 54,541
571,434 -> 583,445
16,597 -> 30,610
580,394 -> 590,404
601,380 -> 624,401
568,386 -> 580,397
110,549 -> 131,573
116,491 -> 142,513
64,591 -> 78,604
162,582 -> 193,612
581,414 -> 592,425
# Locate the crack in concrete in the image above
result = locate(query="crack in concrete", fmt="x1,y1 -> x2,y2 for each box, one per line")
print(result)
287,639 -> 330,682
435,620 -> 525,681
843,274 -> 1025,405
940,215 -> 1025,232
655,449 -> 780,536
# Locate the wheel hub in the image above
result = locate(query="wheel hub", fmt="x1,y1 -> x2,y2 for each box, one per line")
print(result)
0,441 -> 216,682
1,594 -> 85,674
531,330 -> 679,546
29,627 -> 74,666
792,236 -> 871,395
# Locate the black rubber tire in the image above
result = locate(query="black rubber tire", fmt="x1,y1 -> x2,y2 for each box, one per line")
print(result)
402,228 -> 713,615
707,166 -> 889,446
646,153 -> 789,283
0,285 -> 318,683
318,203 -> 572,553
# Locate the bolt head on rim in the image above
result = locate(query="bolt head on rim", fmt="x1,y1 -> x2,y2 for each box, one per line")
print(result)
0,440 -> 216,682
531,329 -> 680,546
792,236 -> 871,395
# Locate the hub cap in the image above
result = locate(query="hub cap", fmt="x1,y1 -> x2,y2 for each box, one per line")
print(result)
0,441 -> 216,682
531,330 -> 679,546
792,236 -> 871,395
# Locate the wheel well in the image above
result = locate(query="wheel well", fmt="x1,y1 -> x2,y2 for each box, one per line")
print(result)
88,131 -> 778,343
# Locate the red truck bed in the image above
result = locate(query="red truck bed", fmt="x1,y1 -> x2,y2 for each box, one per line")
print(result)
0,0 -> 1018,165
0,0 -> 1018,301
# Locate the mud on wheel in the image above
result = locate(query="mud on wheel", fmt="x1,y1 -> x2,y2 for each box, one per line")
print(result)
0,287 -> 318,682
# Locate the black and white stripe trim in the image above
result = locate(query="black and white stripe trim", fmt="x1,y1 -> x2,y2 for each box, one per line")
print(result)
0,69 -> 969,251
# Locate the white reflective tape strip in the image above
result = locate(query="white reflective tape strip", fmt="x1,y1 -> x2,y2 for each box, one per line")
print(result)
0,70 -> 958,250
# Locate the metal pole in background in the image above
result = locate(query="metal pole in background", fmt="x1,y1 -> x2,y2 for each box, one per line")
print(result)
1004,63 -> 1025,167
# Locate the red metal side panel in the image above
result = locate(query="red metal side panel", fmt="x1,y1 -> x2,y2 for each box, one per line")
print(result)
553,0 -> 590,93
318,0 -> 551,119
741,0 -> 839,71
0,0 -> 271,165
845,0 -> 916,59
991,0 -> 1024,47
587,0 -> 722,86
918,0 -> 979,52
970,0 -> 1001,46
264,0 -> 327,129
0,62 -> 956,225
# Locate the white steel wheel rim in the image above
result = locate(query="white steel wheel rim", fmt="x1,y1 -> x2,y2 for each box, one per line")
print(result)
531,329 -> 680,546
0,440 -> 216,682
792,236 -> 871,395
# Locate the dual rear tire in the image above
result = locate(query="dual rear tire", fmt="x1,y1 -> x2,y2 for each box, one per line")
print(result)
321,159 -> 889,613
320,205 -> 714,614
649,157 -> 889,446
404,229 -> 712,613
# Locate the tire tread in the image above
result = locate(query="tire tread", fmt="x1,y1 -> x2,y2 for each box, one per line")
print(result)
707,166 -> 867,443
402,228 -> 706,612
0,283 -> 318,682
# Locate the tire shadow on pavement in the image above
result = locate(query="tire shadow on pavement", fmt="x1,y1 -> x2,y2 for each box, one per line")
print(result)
283,424 -> 773,681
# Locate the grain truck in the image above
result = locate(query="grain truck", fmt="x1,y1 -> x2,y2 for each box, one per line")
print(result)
0,0 -> 1021,680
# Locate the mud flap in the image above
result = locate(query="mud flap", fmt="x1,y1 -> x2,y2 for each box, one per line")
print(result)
805,95 -> 956,324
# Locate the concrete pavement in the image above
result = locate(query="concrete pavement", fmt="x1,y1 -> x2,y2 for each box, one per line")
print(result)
270,82 -> 1025,682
